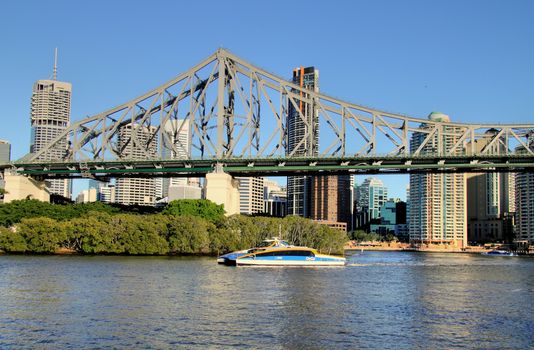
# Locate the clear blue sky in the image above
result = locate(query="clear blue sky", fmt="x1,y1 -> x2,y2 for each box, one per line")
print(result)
1,0 -> 533,199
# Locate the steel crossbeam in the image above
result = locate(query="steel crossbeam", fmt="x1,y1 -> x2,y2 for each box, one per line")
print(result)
8,48 -> 534,177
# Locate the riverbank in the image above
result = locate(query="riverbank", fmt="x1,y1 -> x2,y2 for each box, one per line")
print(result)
344,241 -> 533,254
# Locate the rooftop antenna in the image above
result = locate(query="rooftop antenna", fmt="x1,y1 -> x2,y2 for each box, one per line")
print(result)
53,48 -> 58,80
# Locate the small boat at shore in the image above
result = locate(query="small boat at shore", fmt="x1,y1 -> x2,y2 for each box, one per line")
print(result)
217,238 -> 346,266
481,250 -> 518,256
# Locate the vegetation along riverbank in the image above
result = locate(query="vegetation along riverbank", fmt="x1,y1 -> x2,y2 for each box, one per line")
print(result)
0,199 -> 348,255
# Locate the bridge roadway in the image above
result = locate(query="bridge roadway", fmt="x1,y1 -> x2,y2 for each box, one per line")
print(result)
1,153 -> 533,180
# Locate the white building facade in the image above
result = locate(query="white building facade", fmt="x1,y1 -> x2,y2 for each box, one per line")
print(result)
409,112 -> 467,248
30,79 -> 72,198
115,124 -> 157,206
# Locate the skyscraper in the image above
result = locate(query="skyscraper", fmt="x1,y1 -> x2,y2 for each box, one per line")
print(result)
115,123 -> 157,206
409,112 -> 467,248
29,50 -> 72,198
515,142 -> 534,243
466,129 -> 515,243
286,67 -> 319,216
355,177 -> 388,220
310,175 -> 351,224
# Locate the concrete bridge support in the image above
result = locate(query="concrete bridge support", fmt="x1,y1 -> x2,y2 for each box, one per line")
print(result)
2,173 -> 49,203
204,167 -> 239,216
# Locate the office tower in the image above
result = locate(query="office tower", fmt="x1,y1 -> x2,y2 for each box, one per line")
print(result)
157,119 -> 191,199
237,177 -> 265,215
115,124 -> 157,206
409,112 -> 467,248
356,177 -> 388,220
515,142 -> 534,243
264,179 -> 287,217
310,175 -> 351,224
286,67 -> 319,216
29,50 -> 72,198
370,199 -> 408,240
466,129 -> 515,242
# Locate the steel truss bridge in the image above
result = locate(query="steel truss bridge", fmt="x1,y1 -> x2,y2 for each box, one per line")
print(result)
3,49 -> 534,179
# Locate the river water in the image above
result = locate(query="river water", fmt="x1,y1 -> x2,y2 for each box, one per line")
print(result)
0,251 -> 532,349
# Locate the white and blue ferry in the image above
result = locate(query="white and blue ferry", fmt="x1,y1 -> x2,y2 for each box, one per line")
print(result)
217,238 -> 346,266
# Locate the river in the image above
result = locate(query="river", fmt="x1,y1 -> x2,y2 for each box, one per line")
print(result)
0,251 -> 532,349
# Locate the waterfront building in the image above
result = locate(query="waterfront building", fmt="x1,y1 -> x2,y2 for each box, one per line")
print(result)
515,142 -> 534,243
408,112 -> 467,248
29,50 -> 72,199
237,177 -> 265,215
115,123 -> 157,206
286,66 -> 319,217
466,129 -> 515,243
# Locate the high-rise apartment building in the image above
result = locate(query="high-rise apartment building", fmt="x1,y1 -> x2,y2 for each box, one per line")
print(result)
466,130 -> 515,243
409,112 -> 467,248
310,175 -> 351,224
115,123 -> 157,206
515,142 -> 534,243
29,51 -> 72,198
286,67 -> 319,216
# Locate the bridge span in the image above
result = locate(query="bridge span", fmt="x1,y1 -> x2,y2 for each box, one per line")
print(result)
1,48 -> 533,179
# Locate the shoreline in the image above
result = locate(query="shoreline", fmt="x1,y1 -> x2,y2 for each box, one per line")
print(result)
344,241 -> 532,254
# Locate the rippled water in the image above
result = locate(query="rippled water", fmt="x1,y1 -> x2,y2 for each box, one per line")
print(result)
0,252 -> 533,349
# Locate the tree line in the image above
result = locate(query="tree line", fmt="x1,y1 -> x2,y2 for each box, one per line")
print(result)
0,199 -> 348,255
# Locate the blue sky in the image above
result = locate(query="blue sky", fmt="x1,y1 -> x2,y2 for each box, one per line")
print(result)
1,0 -> 533,199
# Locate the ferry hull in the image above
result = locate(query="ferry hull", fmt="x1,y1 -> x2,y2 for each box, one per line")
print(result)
236,259 -> 346,266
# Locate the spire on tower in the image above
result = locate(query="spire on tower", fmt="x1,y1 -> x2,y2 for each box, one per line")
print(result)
53,48 -> 58,80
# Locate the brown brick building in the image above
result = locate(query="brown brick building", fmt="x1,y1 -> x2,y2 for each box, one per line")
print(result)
310,175 -> 351,226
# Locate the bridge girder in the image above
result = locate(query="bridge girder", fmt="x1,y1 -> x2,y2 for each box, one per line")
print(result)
11,48 -> 534,176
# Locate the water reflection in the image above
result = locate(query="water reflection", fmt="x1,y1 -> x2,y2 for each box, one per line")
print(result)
0,253 -> 533,349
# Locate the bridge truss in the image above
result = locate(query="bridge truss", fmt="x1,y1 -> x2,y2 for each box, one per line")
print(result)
8,49 -> 534,178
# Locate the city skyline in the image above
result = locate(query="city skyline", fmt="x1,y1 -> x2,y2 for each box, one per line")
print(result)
1,1 -> 533,200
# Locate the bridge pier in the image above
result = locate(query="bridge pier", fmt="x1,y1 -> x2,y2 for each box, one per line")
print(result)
2,173 -> 50,203
204,165 -> 239,216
